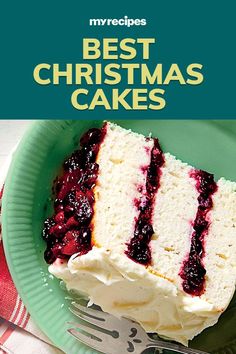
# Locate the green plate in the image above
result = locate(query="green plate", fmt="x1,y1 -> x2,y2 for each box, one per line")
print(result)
2,120 -> 236,354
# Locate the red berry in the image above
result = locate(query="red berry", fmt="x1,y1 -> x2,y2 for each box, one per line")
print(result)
63,230 -> 79,242
49,224 -> 66,237
61,239 -> 79,255
66,217 -> 79,229
55,211 -> 65,223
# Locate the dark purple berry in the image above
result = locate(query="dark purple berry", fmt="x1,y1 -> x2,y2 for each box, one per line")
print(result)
127,240 -> 151,265
80,128 -> 102,146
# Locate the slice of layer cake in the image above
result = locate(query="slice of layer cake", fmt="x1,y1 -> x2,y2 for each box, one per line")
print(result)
44,122 -> 236,345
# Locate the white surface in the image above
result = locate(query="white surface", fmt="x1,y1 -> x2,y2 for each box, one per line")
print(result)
0,120 -> 32,167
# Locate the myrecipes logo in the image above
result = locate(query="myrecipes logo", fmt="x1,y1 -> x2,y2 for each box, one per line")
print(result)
89,16 -> 146,27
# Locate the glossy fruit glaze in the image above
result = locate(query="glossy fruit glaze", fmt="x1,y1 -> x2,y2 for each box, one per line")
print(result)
43,125 -> 107,264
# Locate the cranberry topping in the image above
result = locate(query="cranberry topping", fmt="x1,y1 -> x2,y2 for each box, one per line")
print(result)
125,139 -> 164,266
42,125 -> 107,264
179,170 -> 217,296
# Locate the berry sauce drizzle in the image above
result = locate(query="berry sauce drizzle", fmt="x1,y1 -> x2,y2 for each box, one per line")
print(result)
180,170 -> 217,296
125,138 -> 165,266
42,124 -> 107,264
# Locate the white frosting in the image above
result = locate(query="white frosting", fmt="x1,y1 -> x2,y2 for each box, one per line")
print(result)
49,247 -> 220,345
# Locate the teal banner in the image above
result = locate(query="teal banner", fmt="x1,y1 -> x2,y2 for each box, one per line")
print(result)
0,1 -> 235,119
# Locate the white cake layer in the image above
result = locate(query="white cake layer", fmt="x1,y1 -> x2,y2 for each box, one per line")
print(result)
92,122 -> 154,253
49,122 -> 236,345
151,153 -> 198,289
202,178 -> 236,310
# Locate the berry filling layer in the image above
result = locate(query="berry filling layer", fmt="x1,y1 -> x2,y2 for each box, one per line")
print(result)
43,125 -> 106,264
180,170 -> 217,296
125,138 -> 165,265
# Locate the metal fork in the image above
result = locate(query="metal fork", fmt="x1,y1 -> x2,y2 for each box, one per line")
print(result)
67,302 -> 209,354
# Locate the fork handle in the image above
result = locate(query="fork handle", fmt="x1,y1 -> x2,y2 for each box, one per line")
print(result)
146,339 -> 209,354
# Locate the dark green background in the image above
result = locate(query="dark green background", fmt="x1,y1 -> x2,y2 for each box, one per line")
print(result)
1,1 -> 235,119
